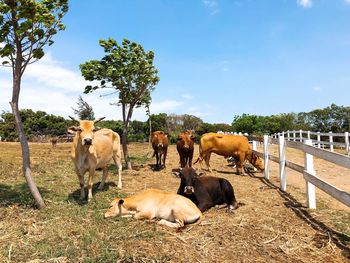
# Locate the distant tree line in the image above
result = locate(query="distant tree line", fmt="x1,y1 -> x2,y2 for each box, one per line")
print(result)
231,104 -> 350,135
0,104 -> 349,142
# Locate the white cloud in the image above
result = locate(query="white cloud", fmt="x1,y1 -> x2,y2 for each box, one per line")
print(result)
182,94 -> 194,100
297,0 -> 312,8
312,86 -> 321,92
203,0 -> 220,15
222,67 -> 229,72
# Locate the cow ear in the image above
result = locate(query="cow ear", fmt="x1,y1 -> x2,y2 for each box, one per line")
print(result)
196,171 -> 206,177
173,171 -> 181,178
67,126 -> 79,134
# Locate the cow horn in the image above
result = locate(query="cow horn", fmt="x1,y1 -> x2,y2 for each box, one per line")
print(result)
94,117 -> 105,124
68,116 -> 79,123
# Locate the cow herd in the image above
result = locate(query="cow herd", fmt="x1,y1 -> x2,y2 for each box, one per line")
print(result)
67,118 -> 265,228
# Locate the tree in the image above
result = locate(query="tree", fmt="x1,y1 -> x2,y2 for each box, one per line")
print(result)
72,95 -> 95,120
80,38 -> 159,169
0,0 -> 68,208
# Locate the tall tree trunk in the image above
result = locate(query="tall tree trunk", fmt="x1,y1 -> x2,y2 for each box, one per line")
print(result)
121,103 -> 132,169
11,74 -> 45,209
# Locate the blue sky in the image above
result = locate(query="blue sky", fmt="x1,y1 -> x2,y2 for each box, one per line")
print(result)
1,0 -> 350,123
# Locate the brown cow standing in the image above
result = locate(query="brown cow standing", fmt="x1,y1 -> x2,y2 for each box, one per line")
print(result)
194,133 -> 264,175
151,131 -> 168,170
176,130 -> 195,168
68,117 -> 123,201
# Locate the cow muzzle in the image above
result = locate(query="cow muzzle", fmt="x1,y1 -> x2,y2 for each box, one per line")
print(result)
83,138 -> 93,145
184,186 -> 194,194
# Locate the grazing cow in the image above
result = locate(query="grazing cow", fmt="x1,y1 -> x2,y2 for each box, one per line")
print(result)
67,117 -> 123,201
194,133 -> 264,175
151,131 -> 168,170
51,137 -> 58,147
176,130 -> 195,168
104,188 -> 202,228
174,167 -> 238,212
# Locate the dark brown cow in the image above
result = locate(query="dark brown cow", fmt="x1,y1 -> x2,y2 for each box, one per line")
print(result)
174,167 -> 238,212
151,131 -> 169,170
176,130 -> 195,168
194,133 -> 264,175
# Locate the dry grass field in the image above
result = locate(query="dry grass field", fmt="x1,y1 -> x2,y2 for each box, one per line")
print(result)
0,141 -> 349,262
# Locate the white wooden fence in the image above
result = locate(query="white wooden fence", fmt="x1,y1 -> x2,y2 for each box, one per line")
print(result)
271,130 -> 350,155
250,135 -> 350,209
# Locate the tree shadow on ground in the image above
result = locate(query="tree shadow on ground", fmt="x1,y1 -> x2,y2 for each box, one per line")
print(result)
246,171 -> 350,259
0,183 -> 49,208
67,181 -> 117,206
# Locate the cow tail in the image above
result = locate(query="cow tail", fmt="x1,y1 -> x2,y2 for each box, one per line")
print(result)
193,140 -> 203,165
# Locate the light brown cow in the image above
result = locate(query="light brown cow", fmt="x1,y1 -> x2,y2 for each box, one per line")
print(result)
105,188 -> 202,228
194,133 -> 264,175
68,117 -> 122,201
176,130 -> 195,168
151,131 -> 168,170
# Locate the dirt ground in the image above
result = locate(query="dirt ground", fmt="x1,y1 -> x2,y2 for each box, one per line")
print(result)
0,141 -> 349,262
122,143 -> 350,262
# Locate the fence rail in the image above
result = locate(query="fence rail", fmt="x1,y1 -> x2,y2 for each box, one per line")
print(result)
250,134 -> 350,209
270,130 -> 350,155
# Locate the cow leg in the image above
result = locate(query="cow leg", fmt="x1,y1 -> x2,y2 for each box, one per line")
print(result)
163,150 -> 167,168
157,219 -> 183,228
75,167 -> 86,200
189,152 -> 193,168
237,155 -> 245,175
113,155 -> 123,189
98,167 -> 108,190
204,153 -> 212,172
134,210 -> 153,220
87,168 -> 95,201
155,153 -> 160,169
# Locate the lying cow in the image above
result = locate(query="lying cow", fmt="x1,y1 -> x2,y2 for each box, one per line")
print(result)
174,167 -> 238,212
194,133 -> 264,175
151,131 -> 168,170
68,117 -> 123,201
176,130 -> 195,168
104,188 -> 202,228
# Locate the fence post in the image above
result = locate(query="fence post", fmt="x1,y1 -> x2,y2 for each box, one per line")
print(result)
287,130 -> 290,141
299,129 -> 303,142
304,139 -> 316,209
263,135 -> 270,180
252,140 -> 257,172
278,135 -> 286,191
345,132 -> 349,155
317,132 -> 321,148
293,131 -> 296,141
307,130 -> 311,140
329,131 -> 334,152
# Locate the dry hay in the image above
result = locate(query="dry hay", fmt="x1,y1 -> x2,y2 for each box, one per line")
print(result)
0,142 -> 349,262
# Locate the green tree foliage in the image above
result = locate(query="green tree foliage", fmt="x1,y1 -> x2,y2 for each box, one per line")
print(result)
0,109 -> 69,141
0,0 -> 68,209
146,113 -> 168,133
72,96 -> 95,120
80,38 -> 159,169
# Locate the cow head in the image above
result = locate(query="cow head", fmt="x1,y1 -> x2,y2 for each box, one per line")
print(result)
251,153 -> 264,172
177,131 -> 195,149
152,131 -> 168,151
67,117 -> 105,146
104,199 -> 136,218
173,167 -> 205,195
